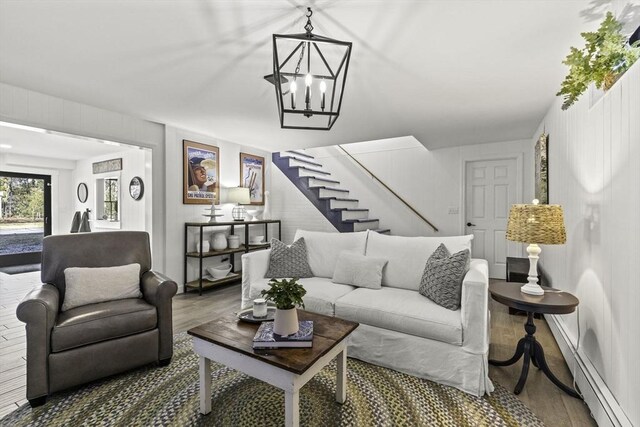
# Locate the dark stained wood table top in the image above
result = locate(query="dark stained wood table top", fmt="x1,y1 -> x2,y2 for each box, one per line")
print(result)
187,310 -> 359,375
489,282 -> 579,315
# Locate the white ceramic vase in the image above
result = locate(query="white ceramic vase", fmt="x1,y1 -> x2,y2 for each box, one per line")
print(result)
273,307 -> 298,336
212,232 -> 227,251
262,191 -> 271,220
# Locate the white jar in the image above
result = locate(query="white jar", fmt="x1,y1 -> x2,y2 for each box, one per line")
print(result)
212,232 -> 227,251
196,240 -> 210,254
228,235 -> 240,249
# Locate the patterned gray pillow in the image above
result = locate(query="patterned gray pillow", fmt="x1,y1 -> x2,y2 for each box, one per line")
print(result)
419,243 -> 470,310
265,237 -> 314,278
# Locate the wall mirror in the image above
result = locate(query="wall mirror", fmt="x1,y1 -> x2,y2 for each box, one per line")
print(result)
129,176 -> 144,200
77,182 -> 88,203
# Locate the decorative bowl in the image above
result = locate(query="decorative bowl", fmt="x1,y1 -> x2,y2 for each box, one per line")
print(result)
249,235 -> 264,245
206,263 -> 232,279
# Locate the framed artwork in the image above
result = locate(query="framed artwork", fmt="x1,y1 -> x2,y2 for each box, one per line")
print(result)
92,158 -> 122,174
535,132 -> 548,204
240,152 -> 265,205
183,140 -> 220,205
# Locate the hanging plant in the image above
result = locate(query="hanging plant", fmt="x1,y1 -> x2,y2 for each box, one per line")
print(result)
556,12 -> 640,110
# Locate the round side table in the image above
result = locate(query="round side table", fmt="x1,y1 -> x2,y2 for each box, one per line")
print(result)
489,281 -> 582,399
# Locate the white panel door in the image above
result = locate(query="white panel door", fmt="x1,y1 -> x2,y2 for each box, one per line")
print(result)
465,159 -> 518,279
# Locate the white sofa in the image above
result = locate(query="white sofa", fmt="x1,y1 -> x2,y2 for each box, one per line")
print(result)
241,229 -> 493,396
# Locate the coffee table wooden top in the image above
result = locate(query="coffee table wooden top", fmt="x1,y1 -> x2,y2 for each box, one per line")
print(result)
187,310 -> 359,375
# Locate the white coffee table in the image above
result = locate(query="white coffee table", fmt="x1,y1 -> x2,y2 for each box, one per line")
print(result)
188,310 -> 359,427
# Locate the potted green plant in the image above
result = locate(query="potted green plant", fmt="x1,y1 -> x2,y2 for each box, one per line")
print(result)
557,12 -> 639,110
261,278 -> 307,336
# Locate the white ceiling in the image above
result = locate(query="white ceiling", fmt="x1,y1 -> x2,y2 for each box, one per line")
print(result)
0,125 -> 130,160
0,1 -> 626,151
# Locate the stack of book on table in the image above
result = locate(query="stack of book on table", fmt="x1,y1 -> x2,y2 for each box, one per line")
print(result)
252,321 -> 314,349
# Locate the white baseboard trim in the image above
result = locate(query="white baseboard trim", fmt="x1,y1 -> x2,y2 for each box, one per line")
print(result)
546,314 -> 632,427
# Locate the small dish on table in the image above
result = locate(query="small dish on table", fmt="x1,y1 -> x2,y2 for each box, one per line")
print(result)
237,306 -> 276,323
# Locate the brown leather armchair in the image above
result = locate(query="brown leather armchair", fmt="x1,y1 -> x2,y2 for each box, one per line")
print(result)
17,231 -> 177,407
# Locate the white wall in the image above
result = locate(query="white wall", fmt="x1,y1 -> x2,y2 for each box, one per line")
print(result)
72,147 -> 151,234
164,126 -> 272,292
0,83 -> 167,270
273,136 -> 533,244
0,153 -> 74,235
534,63 -> 639,427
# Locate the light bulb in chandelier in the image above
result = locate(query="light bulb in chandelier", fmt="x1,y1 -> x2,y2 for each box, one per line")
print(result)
304,73 -> 312,111
319,80 -> 327,111
289,80 -> 297,109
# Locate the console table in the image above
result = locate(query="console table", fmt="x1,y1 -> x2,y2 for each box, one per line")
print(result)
184,219 -> 281,295
488,281 -> 581,399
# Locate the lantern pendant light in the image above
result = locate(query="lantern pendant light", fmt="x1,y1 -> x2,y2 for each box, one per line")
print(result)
266,7 -> 352,130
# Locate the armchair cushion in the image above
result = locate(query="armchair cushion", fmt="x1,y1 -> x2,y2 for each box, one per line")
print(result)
51,299 -> 156,352
62,263 -> 142,311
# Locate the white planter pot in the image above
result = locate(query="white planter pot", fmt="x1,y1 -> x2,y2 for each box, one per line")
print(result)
273,308 -> 298,336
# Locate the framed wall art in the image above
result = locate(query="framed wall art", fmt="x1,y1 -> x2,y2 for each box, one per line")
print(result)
240,152 -> 265,205
183,140 -> 220,205
92,158 -> 122,174
535,132 -> 548,204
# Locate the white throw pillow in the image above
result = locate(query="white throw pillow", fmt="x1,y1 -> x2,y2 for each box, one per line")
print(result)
332,251 -> 388,289
62,263 -> 142,311
365,232 -> 473,291
293,230 -> 368,278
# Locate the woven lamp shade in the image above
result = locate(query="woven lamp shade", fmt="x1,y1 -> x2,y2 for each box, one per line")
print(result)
506,204 -> 566,245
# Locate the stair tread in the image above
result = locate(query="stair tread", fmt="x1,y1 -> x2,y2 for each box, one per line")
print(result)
319,197 -> 359,201
330,208 -> 369,212
303,176 -> 339,184
286,150 -> 315,159
287,156 -> 323,167
311,186 -> 349,192
289,166 -> 330,176
343,218 -> 379,223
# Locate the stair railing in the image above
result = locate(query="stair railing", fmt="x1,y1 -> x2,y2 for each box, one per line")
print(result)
337,145 -> 438,232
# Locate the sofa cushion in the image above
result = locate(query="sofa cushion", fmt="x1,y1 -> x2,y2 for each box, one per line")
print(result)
51,298 -> 157,352
365,232 -> 473,291
335,287 -> 463,345
293,230 -> 368,278
419,244 -> 470,310
265,238 -> 313,278
249,277 -> 356,316
332,251 -> 387,289
62,263 -> 142,311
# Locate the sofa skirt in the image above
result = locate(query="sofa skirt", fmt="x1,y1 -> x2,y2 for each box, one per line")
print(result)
346,323 -> 494,397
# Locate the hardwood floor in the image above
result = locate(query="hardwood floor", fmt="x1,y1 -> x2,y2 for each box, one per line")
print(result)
0,272 -> 596,425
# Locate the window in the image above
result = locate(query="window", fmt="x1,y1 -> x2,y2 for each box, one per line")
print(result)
95,174 -> 120,228
103,178 -> 118,221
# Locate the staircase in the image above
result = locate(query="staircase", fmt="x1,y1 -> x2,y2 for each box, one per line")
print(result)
272,150 -> 390,234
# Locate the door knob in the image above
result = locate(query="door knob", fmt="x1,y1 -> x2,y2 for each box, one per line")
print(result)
466,222 -> 476,227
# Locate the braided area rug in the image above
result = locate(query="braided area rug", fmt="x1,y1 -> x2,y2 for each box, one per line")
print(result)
1,332 -> 543,427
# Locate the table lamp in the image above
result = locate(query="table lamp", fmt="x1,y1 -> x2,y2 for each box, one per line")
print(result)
506,200 -> 566,295
227,187 -> 251,221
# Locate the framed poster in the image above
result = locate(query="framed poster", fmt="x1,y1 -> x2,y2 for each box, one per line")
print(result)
183,140 -> 220,204
535,132 -> 548,204
240,152 -> 265,205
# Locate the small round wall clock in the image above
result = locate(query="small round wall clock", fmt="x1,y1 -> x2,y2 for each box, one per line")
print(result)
129,176 -> 144,200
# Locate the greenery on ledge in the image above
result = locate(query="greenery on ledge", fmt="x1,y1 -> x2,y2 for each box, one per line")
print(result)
557,12 -> 640,110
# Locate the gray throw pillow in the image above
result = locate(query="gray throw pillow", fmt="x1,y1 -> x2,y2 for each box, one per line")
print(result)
419,243 -> 470,310
265,237 -> 314,278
